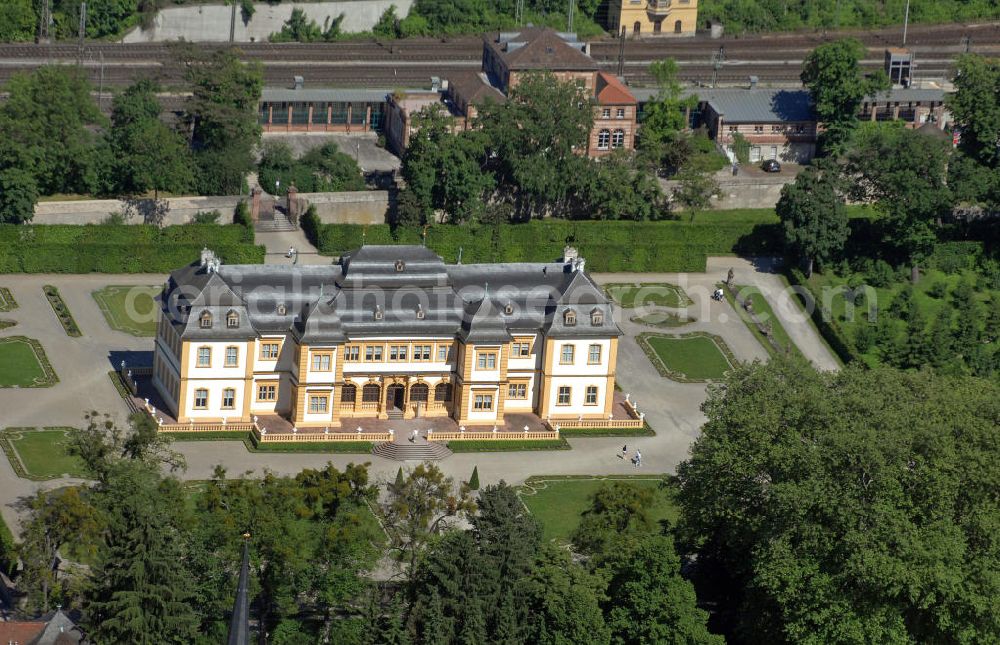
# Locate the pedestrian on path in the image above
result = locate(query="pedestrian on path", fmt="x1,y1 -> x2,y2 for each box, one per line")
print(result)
621,444 -> 627,460
635,449 -> 642,468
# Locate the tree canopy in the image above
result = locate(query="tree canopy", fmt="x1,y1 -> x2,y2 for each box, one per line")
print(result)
677,358 -> 1000,643
776,157 -> 850,275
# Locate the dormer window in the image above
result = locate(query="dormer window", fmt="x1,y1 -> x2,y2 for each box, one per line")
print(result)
227,310 -> 239,328
374,305 -> 384,320
199,311 -> 212,328
504,302 -> 514,315
591,309 -> 604,326
416,305 -> 425,320
277,304 -> 287,316
395,260 -> 405,272
563,310 -> 577,326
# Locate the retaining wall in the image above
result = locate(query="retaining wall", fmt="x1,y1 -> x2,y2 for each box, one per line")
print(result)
302,191 -> 389,225
124,0 -> 415,43
664,175 -> 793,210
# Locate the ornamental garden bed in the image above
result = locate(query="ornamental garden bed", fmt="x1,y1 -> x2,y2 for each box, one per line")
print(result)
0,287 -> 17,312
43,285 -> 81,337
721,283 -> 806,361
517,475 -> 679,543
92,285 -> 161,336
638,332 -> 737,382
0,427 -> 89,480
630,311 -> 696,328
604,282 -> 693,309
0,336 -> 58,387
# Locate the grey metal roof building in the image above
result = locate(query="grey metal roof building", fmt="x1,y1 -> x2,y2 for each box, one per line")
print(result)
161,246 -> 621,343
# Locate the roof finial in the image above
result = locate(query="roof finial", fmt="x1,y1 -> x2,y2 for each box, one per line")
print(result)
484,282 -> 489,299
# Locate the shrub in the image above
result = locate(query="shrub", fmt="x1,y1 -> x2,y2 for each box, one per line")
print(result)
866,259 -> 896,288
930,241 -> 982,274
192,210 -> 221,224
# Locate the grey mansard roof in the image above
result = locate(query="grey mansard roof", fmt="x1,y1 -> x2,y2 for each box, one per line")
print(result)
161,246 -> 621,343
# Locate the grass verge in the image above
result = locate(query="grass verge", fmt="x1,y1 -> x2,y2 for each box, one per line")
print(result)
558,424 -> 655,437
630,312 -> 695,328
0,287 -> 16,312
0,336 -> 58,387
43,285 -> 81,337
722,283 -> 806,361
637,332 -> 737,382
518,475 -> 678,543
92,285 -> 161,336
447,438 -> 570,452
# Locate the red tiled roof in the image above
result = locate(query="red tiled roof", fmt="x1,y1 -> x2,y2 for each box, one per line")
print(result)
0,622 -> 47,644
595,72 -> 636,105
489,28 -> 598,72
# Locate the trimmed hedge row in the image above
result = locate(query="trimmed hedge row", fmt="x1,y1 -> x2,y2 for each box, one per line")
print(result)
0,224 -> 264,273
302,212 -> 783,273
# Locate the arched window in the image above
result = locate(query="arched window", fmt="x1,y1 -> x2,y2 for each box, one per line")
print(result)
341,384 -> 357,403
227,310 -> 239,328
564,309 -> 577,326
633,21 -> 641,36
611,129 -> 626,149
362,383 -> 381,402
434,382 -> 452,402
410,383 -> 429,403
674,20 -> 683,33
597,129 -> 611,150
199,311 -> 212,328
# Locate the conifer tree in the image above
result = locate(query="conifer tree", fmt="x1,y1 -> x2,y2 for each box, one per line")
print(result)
468,466 -> 480,491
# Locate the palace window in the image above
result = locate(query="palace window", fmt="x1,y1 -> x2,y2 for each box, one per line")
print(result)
197,347 -> 211,367
591,309 -> 604,326
474,394 -> 494,411
434,382 -> 453,402
508,383 -> 527,399
611,129 -> 625,149
227,310 -> 239,328
225,346 -> 238,368
389,345 -> 408,361
477,352 -> 497,369
362,383 -> 381,402
560,345 -> 575,364
257,384 -> 277,401
311,352 -> 332,372
222,388 -> 236,409
260,342 -> 280,360
341,384 -> 357,402
437,345 -> 451,362
309,395 -> 329,414
557,386 -> 571,405
588,344 -> 602,364
199,311 -> 212,328
564,310 -> 577,326
194,388 -> 208,408
365,346 -> 384,361
753,125 -> 764,133
410,383 -> 429,402
344,346 -> 360,361
512,342 -> 531,357
597,129 -> 610,150
414,345 -> 432,361
585,385 -> 599,405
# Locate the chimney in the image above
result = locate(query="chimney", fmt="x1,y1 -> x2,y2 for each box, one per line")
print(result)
293,75 -> 304,90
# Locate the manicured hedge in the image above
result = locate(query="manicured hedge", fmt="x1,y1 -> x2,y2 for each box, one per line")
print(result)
0,224 -> 264,273
302,210 -> 783,273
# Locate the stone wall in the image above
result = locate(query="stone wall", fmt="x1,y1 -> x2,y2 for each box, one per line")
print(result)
302,191 -> 389,224
663,174 -> 793,210
124,0 -> 415,43
33,196 -> 246,225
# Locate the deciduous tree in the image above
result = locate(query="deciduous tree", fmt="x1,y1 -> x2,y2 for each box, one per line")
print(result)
776,157 -> 850,275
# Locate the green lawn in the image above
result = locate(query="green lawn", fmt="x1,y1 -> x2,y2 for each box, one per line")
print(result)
4,428 -> 89,479
604,283 -> 693,309
641,333 -> 734,381
92,285 -> 161,336
0,336 -> 57,387
519,477 -> 679,543
724,284 -> 806,360
630,312 -> 696,328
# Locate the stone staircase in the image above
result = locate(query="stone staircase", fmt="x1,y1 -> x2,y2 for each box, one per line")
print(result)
255,214 -> 297,232
387,408 -> 405,420
371,438 -> 453,461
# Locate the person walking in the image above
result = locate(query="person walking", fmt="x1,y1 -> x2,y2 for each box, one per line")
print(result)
621,444 -> 627,460
635,449 -> 642,468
